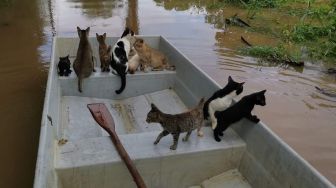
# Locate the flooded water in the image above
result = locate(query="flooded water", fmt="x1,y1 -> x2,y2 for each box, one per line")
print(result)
0,0 -> 335,187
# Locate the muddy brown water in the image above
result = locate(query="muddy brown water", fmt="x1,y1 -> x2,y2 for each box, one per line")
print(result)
0,0 -> 335,187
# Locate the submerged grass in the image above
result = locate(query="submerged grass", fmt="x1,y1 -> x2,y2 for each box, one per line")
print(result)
239,45 -> 297,63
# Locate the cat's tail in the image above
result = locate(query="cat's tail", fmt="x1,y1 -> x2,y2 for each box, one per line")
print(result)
115,73 -> 126,94
203,99 -> 210,120
115,64 -> 128,94
78,76 -> 83,93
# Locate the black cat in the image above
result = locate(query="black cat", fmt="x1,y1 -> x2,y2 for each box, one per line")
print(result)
58,55 -> 72,76
110,28 -> 135,94
213,90 -> 266,142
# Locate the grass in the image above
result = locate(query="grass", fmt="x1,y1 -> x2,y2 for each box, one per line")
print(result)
206,0 -> 336,64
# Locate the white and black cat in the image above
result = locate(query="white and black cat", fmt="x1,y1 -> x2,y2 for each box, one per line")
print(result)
213,90 -> 266,142
58,55 -> 72,76
203,76 -> 244,130
110,28 -> 135,94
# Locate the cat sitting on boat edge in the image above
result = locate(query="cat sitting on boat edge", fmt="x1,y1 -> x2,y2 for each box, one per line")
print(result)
96,33 -> 112,72
73,26 -> 95,93
134,38 -> 175,72
58,55 -> 72,76
110,27 -> 136,94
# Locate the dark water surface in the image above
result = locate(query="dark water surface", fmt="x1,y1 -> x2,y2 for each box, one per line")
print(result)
0,0 -> 335,187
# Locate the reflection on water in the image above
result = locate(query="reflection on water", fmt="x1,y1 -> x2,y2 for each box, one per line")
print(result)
66,0 -> 124,19
0,0 -> 47,187
0,0 -> 335,187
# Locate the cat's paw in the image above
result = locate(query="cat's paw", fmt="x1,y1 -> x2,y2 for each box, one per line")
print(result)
170,145 -> 177,150
214,137 -> 221,142
218,132 -> 224,136
154,140 -> 159,145
197,131 -> 204,137
251,115 -> 260,123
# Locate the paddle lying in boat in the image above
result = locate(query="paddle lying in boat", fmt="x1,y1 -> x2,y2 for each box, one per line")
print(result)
87,103 -> 147,188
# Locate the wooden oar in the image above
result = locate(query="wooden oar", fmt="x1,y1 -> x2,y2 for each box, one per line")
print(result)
87,103 -> 147,188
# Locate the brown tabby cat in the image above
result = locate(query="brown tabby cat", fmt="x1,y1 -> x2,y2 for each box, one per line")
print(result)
73,27 -> 94,92
146,98 -> 205,150
134,38 -> 175,72
96,33 -> 111,72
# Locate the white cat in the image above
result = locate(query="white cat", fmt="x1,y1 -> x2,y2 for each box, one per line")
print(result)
203,76 -> 244,129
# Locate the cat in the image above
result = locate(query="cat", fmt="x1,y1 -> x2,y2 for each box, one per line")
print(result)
128,53 -> 141,74
58,55 -> 72,76
134,38 -> 175,72
146,98 -> 205,150
110,28 -> 135,94
96,33 -> 111,72
203,76 -> 245,130
73,27 -> 95,93
213,90 -> 266,142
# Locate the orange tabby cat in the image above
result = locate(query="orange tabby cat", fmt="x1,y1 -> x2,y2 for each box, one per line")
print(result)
96,33 -> 111,72
134,38 -> 175,72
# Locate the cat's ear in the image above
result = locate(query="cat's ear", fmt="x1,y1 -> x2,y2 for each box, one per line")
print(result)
86,27 -> 90,37
138,38 -> 144,44
260,90 -> 266,94
96,33 -> 99,38
103,33 -> 106,38
240,82 -> 245,85
151,103 -> 158,111
228,76 -> 233,83
66,55 -> 69,59
198,98 -> 205,105
77,26 -> 81,37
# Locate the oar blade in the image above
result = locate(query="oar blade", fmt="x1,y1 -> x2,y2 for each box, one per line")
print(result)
87,103 -> 115,131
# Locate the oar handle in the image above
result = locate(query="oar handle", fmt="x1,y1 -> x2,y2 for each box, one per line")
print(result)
87,103 -> 147,188
107,129 -> 147,188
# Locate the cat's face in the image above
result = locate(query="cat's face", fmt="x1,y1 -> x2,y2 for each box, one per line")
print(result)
255,90 -> 266,106
59,55 -> 70,64
96,33 -> 106,43
134,38 -> 144,52
146,104 -> 160,123
120,27 -> 134,38
77,26 -> 90,38
227,76 -> 245,95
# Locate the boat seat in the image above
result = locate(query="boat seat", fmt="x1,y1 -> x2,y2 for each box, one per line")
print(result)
58,70 -> 177,99
55,128 -> 246,188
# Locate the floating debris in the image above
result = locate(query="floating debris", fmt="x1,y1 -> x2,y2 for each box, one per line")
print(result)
58,139 -> 68,146
315,86 -> 336,98
225,14 -> 250,28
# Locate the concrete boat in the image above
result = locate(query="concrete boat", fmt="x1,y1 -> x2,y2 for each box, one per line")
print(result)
34,36 -> 335,188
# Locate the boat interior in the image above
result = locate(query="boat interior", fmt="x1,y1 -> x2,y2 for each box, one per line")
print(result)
33,36 -> 333,188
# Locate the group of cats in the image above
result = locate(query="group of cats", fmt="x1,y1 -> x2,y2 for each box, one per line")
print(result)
57,27 -> 174,94
146,76 -> 266,150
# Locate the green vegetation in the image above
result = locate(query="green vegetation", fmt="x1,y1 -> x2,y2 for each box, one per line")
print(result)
207,0 -> 336,64
239,45 -> 303,65
155,0 -> 336,64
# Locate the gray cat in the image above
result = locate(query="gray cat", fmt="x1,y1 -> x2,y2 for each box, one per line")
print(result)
73,27 -> 95,92
146,98 -> 205,150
